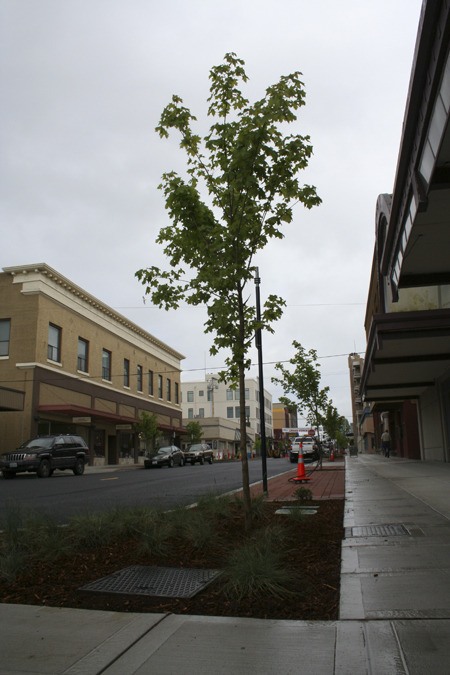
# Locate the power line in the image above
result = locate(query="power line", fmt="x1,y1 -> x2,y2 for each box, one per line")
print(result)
0,351 -> 366,387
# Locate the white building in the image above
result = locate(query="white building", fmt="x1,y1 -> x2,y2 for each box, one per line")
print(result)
181,373 -> 273,442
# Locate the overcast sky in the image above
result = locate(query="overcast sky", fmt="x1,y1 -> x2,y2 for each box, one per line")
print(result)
1,0 -> 423,424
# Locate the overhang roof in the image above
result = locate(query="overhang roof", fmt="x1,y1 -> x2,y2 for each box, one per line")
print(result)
37,404 -> 185,433
361,309 -> 450,404
382,2 -> 450,289
0,386 -> 25,412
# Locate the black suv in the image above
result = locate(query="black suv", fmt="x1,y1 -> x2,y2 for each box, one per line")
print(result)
0,435 -> 88,479
183,443 -> 214,465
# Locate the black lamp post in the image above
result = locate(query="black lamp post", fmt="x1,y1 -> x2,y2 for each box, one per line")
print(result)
254,268 -> 268,495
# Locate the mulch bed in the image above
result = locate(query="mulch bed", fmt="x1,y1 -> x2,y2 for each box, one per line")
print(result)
0,500 -> 344,621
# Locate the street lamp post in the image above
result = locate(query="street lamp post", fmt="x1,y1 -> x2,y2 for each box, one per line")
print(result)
254,268 -> 268,496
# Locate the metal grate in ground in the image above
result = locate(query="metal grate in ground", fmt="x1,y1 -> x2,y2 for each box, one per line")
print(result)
79,565 -> 222,599
345,523 -> 411,538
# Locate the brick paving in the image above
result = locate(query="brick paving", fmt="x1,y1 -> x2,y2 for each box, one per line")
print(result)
248,459 -> 345,501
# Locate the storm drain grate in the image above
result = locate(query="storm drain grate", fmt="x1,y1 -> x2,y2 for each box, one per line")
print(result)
345,523 -> 410,538
79,565 -> 222,599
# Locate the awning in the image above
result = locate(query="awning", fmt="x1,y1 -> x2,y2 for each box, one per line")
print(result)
37,404 -> 186,434
361,309 -> 450,405
0,386 -> 25,412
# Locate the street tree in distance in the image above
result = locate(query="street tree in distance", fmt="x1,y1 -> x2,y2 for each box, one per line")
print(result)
322,401 -> 349,448
185,420 -> 203,445
272,341 -> 329,462
136,53 -> 321,526
136,412 -> 161,456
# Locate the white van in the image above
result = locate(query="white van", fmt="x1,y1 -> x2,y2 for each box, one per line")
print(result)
289,437 -> 318,463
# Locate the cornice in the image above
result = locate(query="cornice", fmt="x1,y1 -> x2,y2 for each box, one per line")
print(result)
3,263 -> 185,363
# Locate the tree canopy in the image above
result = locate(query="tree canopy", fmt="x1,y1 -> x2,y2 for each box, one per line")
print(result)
272,340 -> 330,444
273,341 -> 350,454
185,420 -> 203,445
136,53 -> 320,521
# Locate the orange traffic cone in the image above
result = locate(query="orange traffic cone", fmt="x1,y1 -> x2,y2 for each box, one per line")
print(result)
293,446 -> 310,484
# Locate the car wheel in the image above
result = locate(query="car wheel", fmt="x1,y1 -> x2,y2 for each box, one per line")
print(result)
208,456 -> 213,464
37,459 -> 51,478
2,470 -> 16,479
168,458 -> 174,468
72,458 -> 85,476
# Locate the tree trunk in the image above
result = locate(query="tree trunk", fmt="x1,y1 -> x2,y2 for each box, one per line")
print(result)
236,294 -> 252,530
239,360 -> 252,530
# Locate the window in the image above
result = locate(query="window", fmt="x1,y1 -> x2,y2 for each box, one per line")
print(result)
158,375 -> 163,398
188,408 -> 194,419
148,370 -> 154,396
198,408 -> 204,418
102,349 -> 111,381
234,389 -> 240,400
207,389 -> 212,401
245,388 -> 249,400
137,365 -> 143,392
227,407 -> 233,418
166,378 -> 171,401
124,359 -> 130,387
77,337 -> 89,372
187,391 -> 194,402
48,324 -> 61,362
0,319 -> 11,357
175,382 -> 179,404
199,390 -> 204,397
235,406 -> 240,418
245,406 -> 250,420
226,389 -> 233,400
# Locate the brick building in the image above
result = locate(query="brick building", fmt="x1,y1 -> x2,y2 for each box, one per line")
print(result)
0,264 -> 184,464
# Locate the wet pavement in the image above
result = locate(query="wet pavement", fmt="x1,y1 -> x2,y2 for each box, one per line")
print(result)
1,454 -> 450,674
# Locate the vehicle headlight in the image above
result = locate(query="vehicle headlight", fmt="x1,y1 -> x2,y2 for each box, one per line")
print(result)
24,453 -> 38,460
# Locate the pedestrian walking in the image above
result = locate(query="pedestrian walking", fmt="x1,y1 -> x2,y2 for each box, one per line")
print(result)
381,430 -> 391,457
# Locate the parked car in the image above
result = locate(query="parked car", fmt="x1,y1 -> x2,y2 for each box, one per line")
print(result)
0,435 -> 88,479
183,443 -> 213,465
289,437 -> 319,464
144,445 -> 185,468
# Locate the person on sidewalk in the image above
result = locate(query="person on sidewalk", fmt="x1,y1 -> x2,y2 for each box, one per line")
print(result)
381,430 -> 391,458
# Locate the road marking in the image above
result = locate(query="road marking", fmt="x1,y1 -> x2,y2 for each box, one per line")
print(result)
100,477 -> 119,481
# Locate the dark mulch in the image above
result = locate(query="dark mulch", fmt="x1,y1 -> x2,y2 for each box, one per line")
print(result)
0,500 -> 344,621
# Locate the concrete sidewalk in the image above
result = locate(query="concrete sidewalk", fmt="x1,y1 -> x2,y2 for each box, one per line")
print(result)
1,454 -> 450,674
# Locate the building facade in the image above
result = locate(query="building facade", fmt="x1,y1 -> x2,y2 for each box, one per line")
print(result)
348,353 -> 365,452
361,2 -> 450,462
181,373 -> 273,451
0,264 -> 184,464
181,416 -> 252,458
272,402 -> 298,442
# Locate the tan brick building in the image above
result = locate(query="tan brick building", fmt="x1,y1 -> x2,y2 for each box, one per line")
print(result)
0,264 -> 184,464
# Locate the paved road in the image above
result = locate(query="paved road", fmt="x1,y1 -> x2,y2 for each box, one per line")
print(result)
0,458 -> 292,523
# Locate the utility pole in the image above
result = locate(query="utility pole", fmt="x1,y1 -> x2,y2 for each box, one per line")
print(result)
254,268 -> 268,495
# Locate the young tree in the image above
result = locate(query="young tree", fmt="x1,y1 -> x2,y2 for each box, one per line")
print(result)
136,411 -> 161,456
185,420 -> 203,445
322,402 -> 348,445
272,341 -> 329,463
136,53 -> 320,525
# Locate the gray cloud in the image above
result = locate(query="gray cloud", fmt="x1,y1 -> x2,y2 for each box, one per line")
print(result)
0,0 -> 423,421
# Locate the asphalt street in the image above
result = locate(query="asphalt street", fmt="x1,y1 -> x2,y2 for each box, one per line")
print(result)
0,458 -> 293,523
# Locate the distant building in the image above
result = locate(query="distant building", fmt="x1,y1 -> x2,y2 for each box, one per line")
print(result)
0,264 -> 184,463
348,353 -> 365,452
272,402 -> 298,441
180,373 -> 273,454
